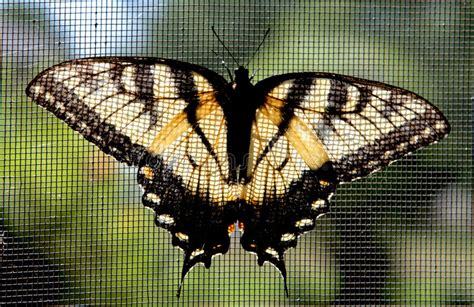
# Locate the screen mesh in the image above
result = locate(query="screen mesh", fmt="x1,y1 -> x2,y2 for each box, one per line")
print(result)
1,1 -> 472,305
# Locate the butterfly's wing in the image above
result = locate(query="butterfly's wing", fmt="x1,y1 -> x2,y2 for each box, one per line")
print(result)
26,57 -> 238,290
241,72 -> 450,284
26,57 -> 229,165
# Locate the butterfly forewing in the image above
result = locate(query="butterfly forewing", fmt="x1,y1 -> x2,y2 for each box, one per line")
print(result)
26,57 -> 228,165
257,73 -> 450,182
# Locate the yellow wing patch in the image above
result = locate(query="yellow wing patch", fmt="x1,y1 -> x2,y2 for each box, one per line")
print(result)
148,92 -> 221,155
244,103 -> 322,204
262,96 -> 329,170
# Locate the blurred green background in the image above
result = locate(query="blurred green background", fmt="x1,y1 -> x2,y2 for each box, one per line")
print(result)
1,0 -> 472,305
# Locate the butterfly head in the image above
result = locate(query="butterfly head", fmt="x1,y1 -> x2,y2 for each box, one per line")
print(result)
234,66 -> 251,86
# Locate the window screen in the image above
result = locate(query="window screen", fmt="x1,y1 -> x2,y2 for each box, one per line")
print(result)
1,1 -> 472,305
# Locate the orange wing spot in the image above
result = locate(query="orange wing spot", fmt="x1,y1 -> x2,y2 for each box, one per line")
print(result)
319,180 -> 330,188
227,224 -> 235,235
140,166 -> 154,180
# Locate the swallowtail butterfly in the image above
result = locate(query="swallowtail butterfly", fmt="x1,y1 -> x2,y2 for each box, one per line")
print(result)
26,56 -> 449,296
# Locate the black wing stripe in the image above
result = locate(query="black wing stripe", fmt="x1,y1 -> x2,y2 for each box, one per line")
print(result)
171,67 -> 225,178
335,110 -> 446,181
355,85 -> 371,113
283,77 -> 314,121
135,64 -> 159,127
252,132 -> 282,172
82,66 -> 161,153
381,91 -> 404,117
253,78 -> 314,170
326,79 -> 348,114
135,64 -> 154,98
53,62 -> 150,149
31,79 -> 146,165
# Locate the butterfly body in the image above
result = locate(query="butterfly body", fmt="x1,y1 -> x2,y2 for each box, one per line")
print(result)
220,66 -> 262,184
26,56 -> 449,296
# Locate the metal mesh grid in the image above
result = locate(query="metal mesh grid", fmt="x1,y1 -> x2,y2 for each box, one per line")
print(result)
1,0 -> 471,305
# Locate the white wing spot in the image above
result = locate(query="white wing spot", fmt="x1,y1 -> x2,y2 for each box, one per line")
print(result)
435,121 -> 446,131
157,214 -> 175,225
409,135 -> 421,145
372,88 -> 391,102
190,248 -> 204,260
397,142 -> 407,151
153,65 -> 178,97
398,101 -> 425,121
91,133 -> 103,142
55,102 -> 66,113
78,121 -> 89,130
422,127 -> 432,137
311,199 -> 326,210
295,218 -> 314,228
175,232 -> 189,242
301,78 -> 331,109
30,85 -> 44,96
145,192 -> 161,204
280,233 -> 296,242
383,150 -> 394,159
265,247 -> 279,258
90,62 -> 113,74
366,160 -> 379,168
44,92 -> 56,103
342,85 -> 361,112
64,111 -> 76,120
53,69 -> 77,83
121,66 -> 137,93
213,244 -> 223,250
109,146 -> 119,153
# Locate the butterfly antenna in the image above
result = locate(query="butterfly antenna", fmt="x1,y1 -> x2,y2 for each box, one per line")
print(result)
245,28 -> 271,68
212,26 -> 240,67
249,68 -> 260,81
211,48 -> 233,81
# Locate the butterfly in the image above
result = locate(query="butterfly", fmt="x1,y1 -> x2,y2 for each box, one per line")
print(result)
26,56 -> 450,296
